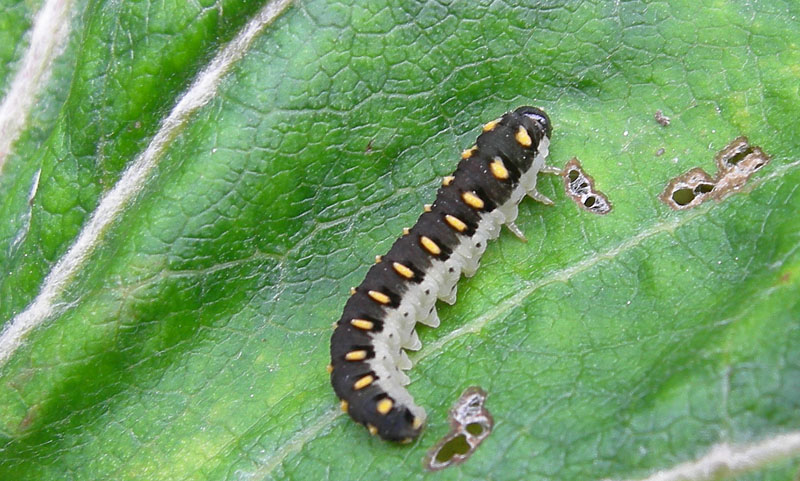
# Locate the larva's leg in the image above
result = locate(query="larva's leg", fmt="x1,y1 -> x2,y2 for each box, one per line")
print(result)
435,262 -> 460,303
528,166 -> 560,205
528,189 -> 554,205
398,350 -> 412,370
403,328 -> 422,350
461,260 -> 479,278
394,368 -> 411,386
505,220 -> 528,242
439,284 -> 457,305
419,305 -> 441,327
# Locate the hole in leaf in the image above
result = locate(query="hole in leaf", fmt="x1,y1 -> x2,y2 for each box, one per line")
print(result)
727,146 -> 754,166
562,158 -> 612,215
434,434 -> 470,463
466,422 -> 484,436
694,183 -> 714,194
672,188 -> 696,206
424,387 -> 493,471
661,137 -> 770,210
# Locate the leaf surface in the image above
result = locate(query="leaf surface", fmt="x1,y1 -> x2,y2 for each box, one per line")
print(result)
1,1 -> 799,480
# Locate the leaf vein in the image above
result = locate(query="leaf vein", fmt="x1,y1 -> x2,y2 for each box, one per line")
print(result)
0,0 -> 72,171
0,0 -> 295,368
250,157 -> 800,478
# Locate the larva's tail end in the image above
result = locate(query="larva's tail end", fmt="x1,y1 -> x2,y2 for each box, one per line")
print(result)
374,406 -> 425,443
514,106 -> 552,138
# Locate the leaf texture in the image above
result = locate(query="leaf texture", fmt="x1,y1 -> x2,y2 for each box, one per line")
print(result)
0,1 -> 799,480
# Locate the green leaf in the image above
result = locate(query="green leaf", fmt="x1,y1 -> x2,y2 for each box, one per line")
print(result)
0,0 -> 41,95
1,0 -> 799,480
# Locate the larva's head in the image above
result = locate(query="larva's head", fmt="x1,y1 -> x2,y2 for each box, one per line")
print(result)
515,106 -> 552,138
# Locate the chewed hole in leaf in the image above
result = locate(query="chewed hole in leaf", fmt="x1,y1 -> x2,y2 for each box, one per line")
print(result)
694,183 -> 714,194
661,137 -> 771,210
661,168 -> 714,210
434,434 -> 470,463
562,158 -> 612,215
466,422 -> 484,436
424,387 -> 493,471
726,146 -> 754,166
672,188 -> 697,206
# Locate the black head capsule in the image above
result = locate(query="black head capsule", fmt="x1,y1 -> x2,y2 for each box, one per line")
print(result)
514,106 -> 552,138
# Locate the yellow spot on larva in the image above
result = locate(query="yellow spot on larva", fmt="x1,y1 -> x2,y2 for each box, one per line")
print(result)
442,175 -> 455,186
490,157 -> 510,180
340,400 -> 349,412
402,227 -> 410,236
392,262 -> 414,279
462,191 -> 485,209
420,236 -> 442,255
350,287 -> 357,295
445,214 -> 467,232
354,375 -> 374,390
515,126 -> 532,147
375,255 -> 382,263
345,350 -> 368,361
351,319 -> 374,330
326,364 -> 333,373
423,204 -> 432,213
482,119 -> 500,132
368,290 -> 391,304
461,146 -> 477,159
367,424 -> 378,436
376,398 -> 393,415
412,417 -> 423,430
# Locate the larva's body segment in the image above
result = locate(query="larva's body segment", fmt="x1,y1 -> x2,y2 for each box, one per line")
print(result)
330,106 -> 554,442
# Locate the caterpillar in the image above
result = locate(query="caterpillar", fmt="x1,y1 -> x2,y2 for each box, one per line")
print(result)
329,106 -> 556,442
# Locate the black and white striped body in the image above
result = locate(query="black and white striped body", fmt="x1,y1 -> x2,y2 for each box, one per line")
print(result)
329,106 -> 554,442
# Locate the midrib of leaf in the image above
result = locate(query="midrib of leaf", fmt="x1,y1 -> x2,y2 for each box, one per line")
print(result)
0,0 -> 71,171
617,432 -> 800,481
0,0 -> 43,96
243,159 -> 800,480
1,1 -> 798,480
0,0 -> 295,366
0,0 -> 286,328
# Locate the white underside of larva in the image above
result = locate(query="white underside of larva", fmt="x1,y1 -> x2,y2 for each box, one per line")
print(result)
367,137 -> 551,423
